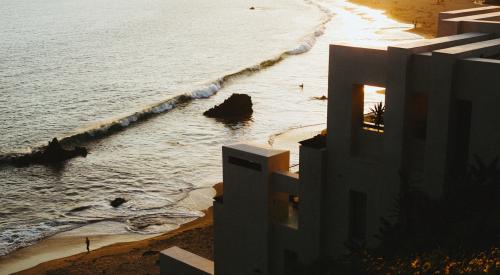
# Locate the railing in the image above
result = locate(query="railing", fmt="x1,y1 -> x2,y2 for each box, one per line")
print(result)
362,121 -> 384,132
363,112 -> 384,132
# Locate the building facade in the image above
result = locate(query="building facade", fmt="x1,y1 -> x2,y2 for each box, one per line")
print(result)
161,6 -> 500,275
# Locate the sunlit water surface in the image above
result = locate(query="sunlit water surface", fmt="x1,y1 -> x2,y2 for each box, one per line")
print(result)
0,0 -> 421,257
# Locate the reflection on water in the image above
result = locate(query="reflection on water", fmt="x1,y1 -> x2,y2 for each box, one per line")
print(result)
0,0 -> 421,259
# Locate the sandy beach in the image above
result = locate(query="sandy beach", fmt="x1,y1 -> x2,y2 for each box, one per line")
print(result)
2,123 -> 324,275
0,187 -> 215,275
2,184 -> 221,275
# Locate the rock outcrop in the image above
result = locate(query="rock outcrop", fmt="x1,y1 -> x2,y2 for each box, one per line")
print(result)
203,93 -> 253,120
11,138 -> 88,166
110,197 -> 127,207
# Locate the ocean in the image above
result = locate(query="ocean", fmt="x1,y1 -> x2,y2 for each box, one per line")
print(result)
0,0 -> 421,258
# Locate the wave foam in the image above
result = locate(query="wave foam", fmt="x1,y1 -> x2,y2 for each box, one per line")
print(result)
0,0 -> 333,164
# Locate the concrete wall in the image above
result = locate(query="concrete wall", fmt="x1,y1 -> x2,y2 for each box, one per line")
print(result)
455,58 -> 500,162
437,7 -> 500,36
211,9 -> 500,273
297,145 -> 326,265
326,45 -> 392,257
324,30 -> 500,258
214,143 -> 289,275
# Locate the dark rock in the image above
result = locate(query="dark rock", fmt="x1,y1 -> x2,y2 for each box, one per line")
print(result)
203,93 -> 253,120
11,138 -> 88,166
249,6 -> 255,10
110,197 -> 126,207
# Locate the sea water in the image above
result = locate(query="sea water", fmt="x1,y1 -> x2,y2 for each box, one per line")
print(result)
0,0 -> 420,257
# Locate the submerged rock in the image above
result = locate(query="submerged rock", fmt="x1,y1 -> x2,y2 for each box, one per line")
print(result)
11,138 -> 88,167
110,197 -> 126,207
203,93 -> 253,120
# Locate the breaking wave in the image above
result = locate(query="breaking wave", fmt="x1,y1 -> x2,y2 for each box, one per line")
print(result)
0,0 -> 333,165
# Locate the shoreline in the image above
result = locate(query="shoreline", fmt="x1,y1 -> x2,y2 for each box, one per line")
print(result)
7,123 -> 321,274
0,227 -> 157,275
0,187 -> 215,275
2,0 -> 483,273
7,183 -> 221,275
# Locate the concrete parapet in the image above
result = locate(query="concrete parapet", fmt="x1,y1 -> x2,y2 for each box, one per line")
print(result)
298,143 -> 326,264
160,246 -> 214,275
272,171 -> 299,196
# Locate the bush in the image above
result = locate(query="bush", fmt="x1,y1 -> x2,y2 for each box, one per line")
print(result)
337,156 -> 500,274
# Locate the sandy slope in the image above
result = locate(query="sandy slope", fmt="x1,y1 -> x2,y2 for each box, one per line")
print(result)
350,0 -> 479,37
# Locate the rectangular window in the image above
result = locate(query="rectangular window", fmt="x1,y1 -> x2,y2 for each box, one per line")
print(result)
351,85 -> 385,157
271,192 -> 298,229
363,85 -> 386,133
349,190 -> 367,241
228,156 -> 261,171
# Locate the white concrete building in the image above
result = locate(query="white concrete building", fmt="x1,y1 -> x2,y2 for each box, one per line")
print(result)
161,6 -> 500,275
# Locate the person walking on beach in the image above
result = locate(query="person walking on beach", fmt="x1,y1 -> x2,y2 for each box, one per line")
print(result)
85,237 -> 90,252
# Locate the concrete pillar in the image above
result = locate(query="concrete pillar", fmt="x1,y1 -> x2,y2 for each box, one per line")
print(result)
424,52 -> 456,198
383,46 -> 413,176
214,143 -> 289,275
298,143 -> 326,265
327,46 -> 359,158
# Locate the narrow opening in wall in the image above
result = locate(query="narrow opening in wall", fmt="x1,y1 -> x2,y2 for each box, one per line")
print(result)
363,85 -> 386,133
351,85 -> 385,157
349,190 -> 367,242
228,156 -> 262,171
271,192 -> 298,229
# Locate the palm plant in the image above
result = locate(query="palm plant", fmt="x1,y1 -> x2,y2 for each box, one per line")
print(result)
370,102 -> 385,130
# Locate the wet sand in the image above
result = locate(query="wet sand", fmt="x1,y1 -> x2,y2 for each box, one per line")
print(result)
0,187 -> 215,275
8,184 -> 221,275
6,125 -> 319,275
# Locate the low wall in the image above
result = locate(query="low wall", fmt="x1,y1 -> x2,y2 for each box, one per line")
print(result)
160,246 -> 214,275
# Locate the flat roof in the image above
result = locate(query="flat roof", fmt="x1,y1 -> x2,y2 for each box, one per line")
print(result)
161,246 -> 214,274
224,143 -> 288,158
446,11 -> 500,22
435,37 -> 500,55
440,5 -> 500,15
394,32 -> 489,50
